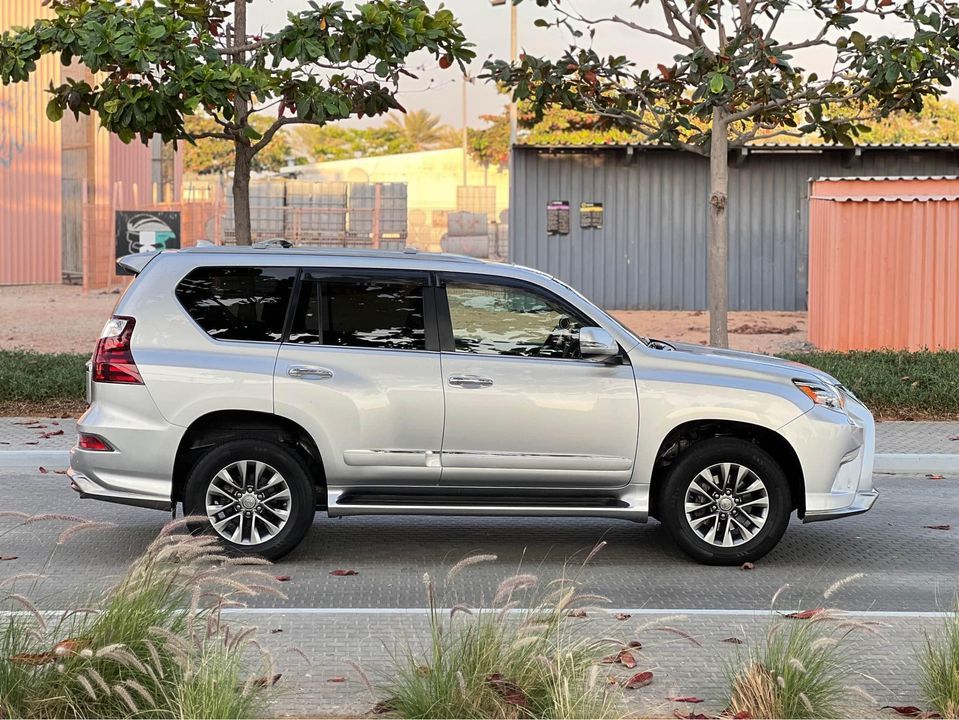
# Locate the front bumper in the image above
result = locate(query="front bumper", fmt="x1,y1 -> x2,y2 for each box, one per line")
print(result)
802,488 -> 879,523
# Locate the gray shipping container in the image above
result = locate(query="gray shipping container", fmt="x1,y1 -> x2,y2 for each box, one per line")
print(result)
510,144 -> 959,311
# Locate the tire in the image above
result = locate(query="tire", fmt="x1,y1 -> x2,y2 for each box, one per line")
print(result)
184,438 -> 316,561
659,437 -> 791,565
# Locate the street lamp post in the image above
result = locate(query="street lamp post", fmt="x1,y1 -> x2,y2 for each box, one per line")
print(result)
490,0 -> 518,146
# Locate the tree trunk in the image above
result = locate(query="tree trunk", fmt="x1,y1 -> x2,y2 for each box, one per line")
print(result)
708,106 -> 730,348
233,143 -> 253,246
231,0 -> 253,246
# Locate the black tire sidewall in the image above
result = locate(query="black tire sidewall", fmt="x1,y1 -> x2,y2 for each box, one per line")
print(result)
660,437 -> 791,565
184,439 -> 315,560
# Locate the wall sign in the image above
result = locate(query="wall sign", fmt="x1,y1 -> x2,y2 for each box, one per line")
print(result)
116,210 -> 181,259
546,200 -> 570,236
580,202 -> 604,230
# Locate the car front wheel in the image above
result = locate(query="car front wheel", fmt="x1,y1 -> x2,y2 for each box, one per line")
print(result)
184,439 -> 315,560
659,437 -> 791,565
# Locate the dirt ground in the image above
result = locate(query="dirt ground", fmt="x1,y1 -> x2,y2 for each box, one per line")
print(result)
0,283 -> 810,355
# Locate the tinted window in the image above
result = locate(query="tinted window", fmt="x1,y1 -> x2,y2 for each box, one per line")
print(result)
289,276 -> 427,351
446,281 -> 585,358
176,266 -> 295,342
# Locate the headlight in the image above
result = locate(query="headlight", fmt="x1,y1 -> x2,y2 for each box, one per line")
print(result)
793,379 -> 845,411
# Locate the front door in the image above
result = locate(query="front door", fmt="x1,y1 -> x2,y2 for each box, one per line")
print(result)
437,275 -> 639,489
274,269 -> 444,487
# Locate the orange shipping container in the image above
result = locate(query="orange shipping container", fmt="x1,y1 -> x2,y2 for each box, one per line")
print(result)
808,177 -> 959,351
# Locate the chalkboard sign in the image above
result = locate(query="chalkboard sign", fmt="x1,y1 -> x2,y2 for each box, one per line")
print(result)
115,210 -> 181,259
546,200 -> 570,236
580,202 -> 604,230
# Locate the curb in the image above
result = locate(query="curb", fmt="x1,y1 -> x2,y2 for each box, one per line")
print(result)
874,453 -> 959,475
1,451 -> 957,475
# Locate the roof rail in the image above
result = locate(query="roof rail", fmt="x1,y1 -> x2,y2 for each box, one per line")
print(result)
253,238 -> 294,249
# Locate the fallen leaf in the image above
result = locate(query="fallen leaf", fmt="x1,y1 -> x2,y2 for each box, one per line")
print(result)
673,713 -> 710,720
9,652 -> 55,666
327,676 -> 346,683
270,628 -> 283,634
27,424 -> 47,429
329,569 -> 358,577
485,673 -> 530,707
618,650 -> 637,669
53,469 -> 68,475
733,712 -> 751,719
600,654 -> 618,664
740,562 -> 755,571
41,430 -> 64,439
614,612 -> 631,621
0,556 -> 17,561
249,673 -> 282,688
881,707 -> 924,717
949,436 -> 959,441
567,608 -> 587,618
722,637 -> 745,644
23,441 -> 38,446
784,608 -> 826,620
655,626 -> 702,646
38,466 -> 48,474
628,640 -> 643,649
373,700 -> 396,715
624,670 -> 653,689
0,441 -> 9,445
668,696 -> 705,703
12,420 -> 40,425
927,474 -> 945,480
924,524 -> 951,531
274,575 -> 291,582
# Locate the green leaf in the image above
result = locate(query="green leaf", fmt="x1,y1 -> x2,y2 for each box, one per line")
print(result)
45,98 -> 63,122
709,73 -> 725,94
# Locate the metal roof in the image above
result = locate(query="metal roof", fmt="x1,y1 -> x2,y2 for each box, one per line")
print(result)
518,142 -> 959,153
812,174 -> 959,182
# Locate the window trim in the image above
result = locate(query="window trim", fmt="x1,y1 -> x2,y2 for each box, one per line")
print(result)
174,265 -> 298,345
435,272 -> 615,362
284,268 -> 439,352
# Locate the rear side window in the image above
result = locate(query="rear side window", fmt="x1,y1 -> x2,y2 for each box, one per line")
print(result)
289,275 -> 427,351
176,266 -> 296,342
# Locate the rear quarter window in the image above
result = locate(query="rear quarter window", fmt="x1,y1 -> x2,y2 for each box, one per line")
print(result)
175,266 -> 296,342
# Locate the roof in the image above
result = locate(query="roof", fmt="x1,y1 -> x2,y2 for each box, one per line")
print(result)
177,245 -> 487,264
812,174 -> 959,182
518,142 -> 959,153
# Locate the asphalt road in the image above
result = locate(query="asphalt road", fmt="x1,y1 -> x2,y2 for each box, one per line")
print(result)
1,468 -> 956,613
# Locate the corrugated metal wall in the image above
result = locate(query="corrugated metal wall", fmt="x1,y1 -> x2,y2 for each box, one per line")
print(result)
0,0 -> 61,285
511,146 -> 959,311
809,177 -> 959,351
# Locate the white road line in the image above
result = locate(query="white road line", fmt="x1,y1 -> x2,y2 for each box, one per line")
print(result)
1,607 -> 953,619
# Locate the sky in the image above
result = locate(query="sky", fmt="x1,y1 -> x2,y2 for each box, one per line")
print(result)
246,1 -> 947,129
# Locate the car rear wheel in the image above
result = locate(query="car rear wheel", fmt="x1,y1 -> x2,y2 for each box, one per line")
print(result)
184,439 -> 315,561
659,437 -> 791,565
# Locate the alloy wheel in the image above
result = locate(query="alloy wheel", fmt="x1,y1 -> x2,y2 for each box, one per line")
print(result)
683,462 -> 769,548
205,460 -> 292,545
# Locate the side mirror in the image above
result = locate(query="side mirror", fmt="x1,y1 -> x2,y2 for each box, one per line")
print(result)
579,327 -> 619,358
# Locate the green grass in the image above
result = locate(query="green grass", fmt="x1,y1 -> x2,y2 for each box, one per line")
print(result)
1,348 -> 957,419
781,350 -> 959,419
920,607 -> 959,718
0,350 -> 88,415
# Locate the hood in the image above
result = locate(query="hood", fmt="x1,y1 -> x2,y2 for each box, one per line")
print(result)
651,340 -> 840,385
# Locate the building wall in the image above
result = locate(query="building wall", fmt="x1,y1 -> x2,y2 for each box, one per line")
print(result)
0,0 -> 61,285
809,177 -> 959,351
511,146 -> 959,311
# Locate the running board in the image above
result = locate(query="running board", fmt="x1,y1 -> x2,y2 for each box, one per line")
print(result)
326,489 -> 648,521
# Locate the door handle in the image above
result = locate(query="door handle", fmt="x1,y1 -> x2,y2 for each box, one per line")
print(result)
448,374 -> 494,388
288,366 -> 334,380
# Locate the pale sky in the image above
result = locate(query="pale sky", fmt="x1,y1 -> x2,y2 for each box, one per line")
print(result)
246,1 -> 947,129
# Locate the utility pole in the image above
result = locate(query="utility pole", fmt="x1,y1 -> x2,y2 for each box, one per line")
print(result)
461,73 -> 470,187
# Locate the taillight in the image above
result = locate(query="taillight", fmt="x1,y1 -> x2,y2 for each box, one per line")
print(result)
92,316 -> 143,384
78,433 -> 113,451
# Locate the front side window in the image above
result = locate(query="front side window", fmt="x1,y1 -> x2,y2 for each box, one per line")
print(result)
445,281 -> 586,358
175,266 -> 295,342
289,275 -> 427,351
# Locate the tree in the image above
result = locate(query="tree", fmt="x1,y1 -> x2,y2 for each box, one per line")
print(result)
184,114 -> 291,175
0,0 -> 473,245
294,124 -> 418,161
484,0 -> 959,346
384,108 -> 452,149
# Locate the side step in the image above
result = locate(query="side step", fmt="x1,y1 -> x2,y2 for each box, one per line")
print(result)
326,488 -> 647,521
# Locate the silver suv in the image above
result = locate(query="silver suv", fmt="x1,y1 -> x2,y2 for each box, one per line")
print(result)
69,247 -> 877,565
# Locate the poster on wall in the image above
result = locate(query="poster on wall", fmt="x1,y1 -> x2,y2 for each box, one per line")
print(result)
546,200 -> 570,236
580,202 -> 604,230
115,211 -> 181,259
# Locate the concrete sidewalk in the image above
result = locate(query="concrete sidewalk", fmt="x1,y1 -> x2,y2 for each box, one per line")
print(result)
239,609 -> 942,718
1,417 -> 958,473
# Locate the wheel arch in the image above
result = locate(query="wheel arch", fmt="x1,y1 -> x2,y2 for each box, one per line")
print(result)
648,419 -> 805,519
171,410 -> 326,508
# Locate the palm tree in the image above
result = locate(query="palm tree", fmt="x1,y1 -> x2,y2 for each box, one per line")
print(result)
385,109 -> 450,150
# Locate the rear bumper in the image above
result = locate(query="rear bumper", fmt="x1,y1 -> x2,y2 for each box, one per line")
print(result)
802,488 -> 879,523
67,466 -> 171,512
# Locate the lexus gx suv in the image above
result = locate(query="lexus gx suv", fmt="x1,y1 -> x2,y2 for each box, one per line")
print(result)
69,247 -> 877,565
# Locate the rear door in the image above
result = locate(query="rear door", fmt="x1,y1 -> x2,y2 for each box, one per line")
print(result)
273,269 -> 445,487
436,274 -> 639,489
